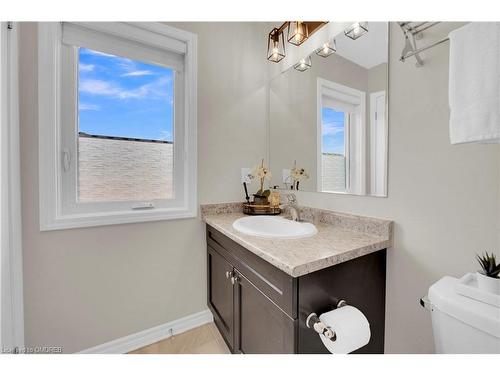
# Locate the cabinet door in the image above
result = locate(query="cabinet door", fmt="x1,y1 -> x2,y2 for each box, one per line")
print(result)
233,270 -> 296,354
207,246 -> 234,350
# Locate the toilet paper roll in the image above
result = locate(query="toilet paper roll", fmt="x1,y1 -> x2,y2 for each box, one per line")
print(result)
319,306 -> 370,354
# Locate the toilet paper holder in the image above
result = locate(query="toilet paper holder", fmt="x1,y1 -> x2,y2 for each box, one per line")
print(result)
305,299 -> 347,342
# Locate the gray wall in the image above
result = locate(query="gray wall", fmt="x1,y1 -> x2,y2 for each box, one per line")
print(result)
294,22 -> 500,353
19,22 -> 269,353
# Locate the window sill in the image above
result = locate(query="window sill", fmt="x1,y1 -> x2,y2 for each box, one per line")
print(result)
40,206 -> 197,231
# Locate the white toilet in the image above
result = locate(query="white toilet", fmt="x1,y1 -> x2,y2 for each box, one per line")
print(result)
425,276 -> 500,353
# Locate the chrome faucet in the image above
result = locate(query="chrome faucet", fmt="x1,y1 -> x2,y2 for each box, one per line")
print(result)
282,193 -> 300,221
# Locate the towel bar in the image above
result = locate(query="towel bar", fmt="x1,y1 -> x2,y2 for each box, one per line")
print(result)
398,22 -> 449,66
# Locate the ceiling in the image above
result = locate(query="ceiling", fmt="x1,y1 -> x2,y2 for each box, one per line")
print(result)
334,22 -> 389,69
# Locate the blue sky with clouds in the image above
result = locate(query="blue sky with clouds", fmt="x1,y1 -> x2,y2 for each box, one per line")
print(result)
322,108 -> 345,155
78,48 -> 174,141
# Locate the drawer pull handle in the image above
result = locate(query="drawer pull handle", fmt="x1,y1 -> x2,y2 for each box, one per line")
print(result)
225,271 -> 234,279
231,276 -> 240,285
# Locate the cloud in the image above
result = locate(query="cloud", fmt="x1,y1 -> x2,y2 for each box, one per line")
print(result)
79,76 -> 172,101
132,76 -> 172,100
79,103 -> 100,111
122,70 -> 155,77
79,79 -> 121,97
118,59 -> 156,77
80,48 -> 134,67
322,121 -> 345,136
80,49 -> 117,58
159,130 -> 172,141
79,63 -> 95,72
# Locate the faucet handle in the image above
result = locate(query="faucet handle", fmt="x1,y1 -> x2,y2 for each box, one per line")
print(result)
285,193 -> 297,205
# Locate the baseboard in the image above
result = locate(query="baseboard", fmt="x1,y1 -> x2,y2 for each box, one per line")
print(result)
78,309 -> 213,354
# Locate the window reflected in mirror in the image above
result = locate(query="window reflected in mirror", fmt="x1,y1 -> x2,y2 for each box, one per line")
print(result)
321,107 -> 347,193
269,22 -> 389,197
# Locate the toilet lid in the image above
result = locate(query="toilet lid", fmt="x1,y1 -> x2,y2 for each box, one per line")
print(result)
428,276 -> 500,338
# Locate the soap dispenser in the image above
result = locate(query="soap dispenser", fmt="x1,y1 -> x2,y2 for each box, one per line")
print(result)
269,187 -> 280,208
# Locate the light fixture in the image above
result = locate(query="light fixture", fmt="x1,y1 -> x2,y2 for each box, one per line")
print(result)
293,56 -> 312,72
315,39 -> 337,58
267,28 -> 286,63
344,22 -> 368,40
288,21 -> 309,46
266,22 -> 328,62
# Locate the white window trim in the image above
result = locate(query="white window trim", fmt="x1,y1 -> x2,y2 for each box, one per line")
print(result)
369,90 -> 388,197
316,77 -> 366,195
344,112 -> 351,192
38,22 -> 197,231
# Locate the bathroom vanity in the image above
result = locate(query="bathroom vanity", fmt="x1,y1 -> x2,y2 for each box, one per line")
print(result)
202,203 -> 392,354
204,22 -> 393,354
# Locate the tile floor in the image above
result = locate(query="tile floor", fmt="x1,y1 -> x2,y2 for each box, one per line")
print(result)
129,323 -> 230,354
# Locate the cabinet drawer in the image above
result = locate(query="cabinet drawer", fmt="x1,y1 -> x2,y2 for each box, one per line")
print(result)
207,225 -> 297,319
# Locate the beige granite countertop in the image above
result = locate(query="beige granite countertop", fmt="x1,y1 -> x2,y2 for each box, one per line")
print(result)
201,203 -> 392,277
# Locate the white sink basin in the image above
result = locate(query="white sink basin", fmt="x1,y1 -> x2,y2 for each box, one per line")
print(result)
232,216 -> 317,239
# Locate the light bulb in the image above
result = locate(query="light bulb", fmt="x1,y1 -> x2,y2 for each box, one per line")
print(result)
272,46 -> 278,56
345,22 -> 368,40
296,23 -> 303,40
293,56 -> 311,71
267,28 -> 285,63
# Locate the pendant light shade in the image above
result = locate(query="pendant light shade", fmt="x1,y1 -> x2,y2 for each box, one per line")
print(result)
293,56 -> 312,72
288,21 -> 309,46
267,28 -> 286,63
344,22 -> 368,40
315,39 -> 337,58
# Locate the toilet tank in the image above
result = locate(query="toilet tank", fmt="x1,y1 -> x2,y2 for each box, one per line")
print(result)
427,276 -> 500,354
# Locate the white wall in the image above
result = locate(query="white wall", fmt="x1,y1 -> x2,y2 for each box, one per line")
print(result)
19,22 -> 269,353
294,22 -> 500,353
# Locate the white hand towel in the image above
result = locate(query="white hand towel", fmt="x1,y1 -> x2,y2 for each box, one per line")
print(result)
449,22 -> 500,144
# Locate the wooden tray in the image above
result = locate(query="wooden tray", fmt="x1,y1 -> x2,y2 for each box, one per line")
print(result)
243,203 -> 281,216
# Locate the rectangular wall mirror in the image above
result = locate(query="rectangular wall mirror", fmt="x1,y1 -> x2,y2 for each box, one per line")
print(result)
269,22 -> 389,197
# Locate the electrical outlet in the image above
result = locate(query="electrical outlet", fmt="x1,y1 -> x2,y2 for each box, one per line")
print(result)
241,168 -> 252,184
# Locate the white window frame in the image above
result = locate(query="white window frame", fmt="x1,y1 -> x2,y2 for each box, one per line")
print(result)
369,90 -> 388,197
38,22 -> 197,231
316,77 -> 366,195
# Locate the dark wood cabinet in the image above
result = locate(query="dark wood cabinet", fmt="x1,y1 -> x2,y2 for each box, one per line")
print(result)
233,270 -> 296,354
207,246 -> 234,349
207,227 -> 295,353
206,225 -> 386,354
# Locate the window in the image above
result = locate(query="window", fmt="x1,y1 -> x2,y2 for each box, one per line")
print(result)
321,107 -> 348,193
77,48 -> 175,203
39,23 -> 197,230
317,78 -> 366,195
